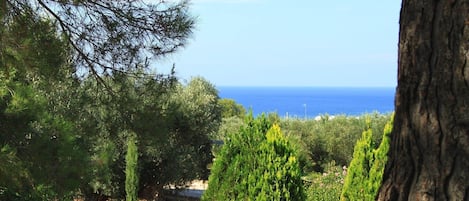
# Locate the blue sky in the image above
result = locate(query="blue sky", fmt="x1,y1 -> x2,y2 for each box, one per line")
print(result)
154,0 -> 401,87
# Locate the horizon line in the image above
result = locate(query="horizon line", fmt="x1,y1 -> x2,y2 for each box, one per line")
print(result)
216,85 -> 397,88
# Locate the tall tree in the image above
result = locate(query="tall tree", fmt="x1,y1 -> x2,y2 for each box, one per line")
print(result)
377,1 -> 469,200
0,11 -> 89,200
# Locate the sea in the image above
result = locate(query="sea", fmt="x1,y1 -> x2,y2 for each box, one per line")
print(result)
217,87 -> 396,119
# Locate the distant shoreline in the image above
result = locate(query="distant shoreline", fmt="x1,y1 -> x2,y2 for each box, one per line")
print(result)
218,86 -> 395,118
217,86 -> 396,89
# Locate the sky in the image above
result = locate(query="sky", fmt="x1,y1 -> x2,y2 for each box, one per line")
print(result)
154,0 -> 401,87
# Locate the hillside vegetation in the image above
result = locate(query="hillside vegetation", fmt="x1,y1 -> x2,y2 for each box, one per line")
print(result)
213,110 -> 393,201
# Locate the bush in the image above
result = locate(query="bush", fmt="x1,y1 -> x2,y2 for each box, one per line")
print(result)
340,115 -> 393,200
202,115 -> 305,200
125,132 -> 138,201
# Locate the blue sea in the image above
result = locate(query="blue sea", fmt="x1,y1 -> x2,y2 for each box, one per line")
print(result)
218,87 -> 395,118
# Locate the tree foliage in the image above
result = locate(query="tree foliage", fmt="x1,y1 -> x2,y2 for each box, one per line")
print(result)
75,74 -> 220,199
125,132 -> 138,201
0,1 -> 223,200
3,0 -> 195,78
281,113 -> 391,173
1,66 -> 221,200
0,11 -> 89,200
340,115 -> 393,200
137,76 -> 220,195
219,98 -> 246,119
203,115 -> 305,201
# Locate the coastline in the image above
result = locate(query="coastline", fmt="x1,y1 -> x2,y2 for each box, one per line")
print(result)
218,86 -> 395,118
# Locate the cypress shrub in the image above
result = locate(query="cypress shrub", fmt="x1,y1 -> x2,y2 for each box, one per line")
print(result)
202,115 -> 305,201
340,115 -> 393,200
125,133 -> 138,201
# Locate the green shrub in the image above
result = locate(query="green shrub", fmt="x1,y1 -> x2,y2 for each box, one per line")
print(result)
340,115 -> 393,200
202,115 -> 305,201
125,132 -> 138,201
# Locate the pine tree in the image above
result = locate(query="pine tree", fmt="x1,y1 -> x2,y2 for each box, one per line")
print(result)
0,10 -> 89,200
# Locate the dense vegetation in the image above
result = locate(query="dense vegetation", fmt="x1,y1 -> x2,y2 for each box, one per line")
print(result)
1,1 -> 396,200
216,113 -> 392,170
203,115 -> 305,200
1,61 -> 221,200
213,112 -> 393,201
0,4 -> 220,199
340,116 -> 393,200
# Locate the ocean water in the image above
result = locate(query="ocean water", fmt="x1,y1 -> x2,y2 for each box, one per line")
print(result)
218,87 -> 395,118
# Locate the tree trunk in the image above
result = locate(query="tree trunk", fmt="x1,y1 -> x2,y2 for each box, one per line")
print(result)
377,0 -> 469,200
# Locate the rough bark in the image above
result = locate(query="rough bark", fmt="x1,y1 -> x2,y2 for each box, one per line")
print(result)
377,0 -> 469,200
